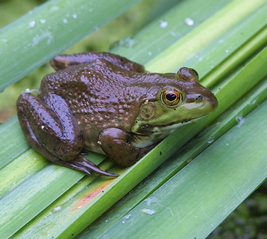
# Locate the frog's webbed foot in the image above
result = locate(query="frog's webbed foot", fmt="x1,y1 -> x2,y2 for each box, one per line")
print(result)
69,155 -> 118,177
53,155 -> 118,177
80,150 -> 89,156
50,52 -> 145,73
29,139 -> 118,176
99,128 -> 155,167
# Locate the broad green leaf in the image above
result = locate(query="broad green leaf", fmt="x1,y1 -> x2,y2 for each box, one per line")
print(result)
146,0 -> 267,73
0,0 -> 142,92
0,116 -> 29,168
112,0 -> 233,64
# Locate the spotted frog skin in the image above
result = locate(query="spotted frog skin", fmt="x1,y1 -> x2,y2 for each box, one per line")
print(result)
17,52 -> 218,176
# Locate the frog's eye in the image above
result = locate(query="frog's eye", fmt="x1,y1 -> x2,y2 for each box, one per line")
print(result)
161,88 -> 181,107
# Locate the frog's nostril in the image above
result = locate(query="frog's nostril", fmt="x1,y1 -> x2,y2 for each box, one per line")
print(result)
195,94 -> 203,100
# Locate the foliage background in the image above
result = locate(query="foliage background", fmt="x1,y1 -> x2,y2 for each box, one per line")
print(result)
0,0 -> 267,238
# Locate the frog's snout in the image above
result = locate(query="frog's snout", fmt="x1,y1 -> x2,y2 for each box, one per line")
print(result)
210,93 -> 218,109
204,92 -> 218,111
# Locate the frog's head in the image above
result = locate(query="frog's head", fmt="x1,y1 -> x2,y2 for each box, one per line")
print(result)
132,67 -> 218,137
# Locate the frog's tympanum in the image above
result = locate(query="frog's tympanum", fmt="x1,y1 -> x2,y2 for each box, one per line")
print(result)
17,52 -> 218,177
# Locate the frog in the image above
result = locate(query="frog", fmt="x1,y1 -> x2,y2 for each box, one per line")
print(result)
17,52 -> 218,177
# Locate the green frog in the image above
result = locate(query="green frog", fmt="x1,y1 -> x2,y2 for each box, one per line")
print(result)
17,52 -> 218,177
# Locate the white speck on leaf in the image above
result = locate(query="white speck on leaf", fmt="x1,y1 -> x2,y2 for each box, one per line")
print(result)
28,21 -> 35,28
40,19 -> 46,24
184,17 -> 194,26
160,21 -> 168,28
23,88 -> 39,94
63,19 -> 68,24
123,214 -> 132,219
32,31 -> 53,46
72,14 -> 77,19
145,197 -> 174,215
53,206 -> 62,212
236,116 -> 245,128
141,209 -> 156,215
119,37 -> 135,49
207,136 -> 214,144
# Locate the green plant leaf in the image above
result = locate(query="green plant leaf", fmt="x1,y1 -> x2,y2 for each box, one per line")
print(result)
0,0 -> 142,92
0,116 -> 29,168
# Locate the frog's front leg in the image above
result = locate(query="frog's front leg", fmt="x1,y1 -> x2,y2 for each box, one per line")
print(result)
50,52 -> 145,73
99,128 -> 154,167
17,93 -> 117,177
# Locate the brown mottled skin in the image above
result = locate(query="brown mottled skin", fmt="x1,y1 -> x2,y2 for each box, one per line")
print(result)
17,52 -> 218,177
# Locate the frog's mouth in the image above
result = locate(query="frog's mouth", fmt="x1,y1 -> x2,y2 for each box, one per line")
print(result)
131,117 -> 204,148
136,117 -> 201,135
132,117 -> 202,148
151,118 -> 198,134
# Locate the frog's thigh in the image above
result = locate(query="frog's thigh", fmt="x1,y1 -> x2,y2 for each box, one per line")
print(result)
17,93 -> 83,161
99,128 -> 154,167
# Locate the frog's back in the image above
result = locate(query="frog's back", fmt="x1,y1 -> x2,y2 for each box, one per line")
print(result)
41,59 -> 143,99
38,59 -> 148,152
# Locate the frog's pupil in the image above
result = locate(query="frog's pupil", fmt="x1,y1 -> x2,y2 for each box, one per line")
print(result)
166,93 -> 176,101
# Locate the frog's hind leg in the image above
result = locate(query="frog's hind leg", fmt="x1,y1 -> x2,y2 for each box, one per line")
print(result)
18,115 -> 115,176
17,93 -> 117,177
50,52 -> 145,73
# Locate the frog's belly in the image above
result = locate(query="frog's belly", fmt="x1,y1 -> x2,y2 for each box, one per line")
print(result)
84,139 -> 106,155
77,120 -> 106,154
81,129 -> 105,154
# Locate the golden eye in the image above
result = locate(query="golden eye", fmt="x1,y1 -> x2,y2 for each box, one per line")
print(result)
161,89 -> 181,106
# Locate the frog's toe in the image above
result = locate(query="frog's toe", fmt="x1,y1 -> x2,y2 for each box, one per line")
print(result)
71,156 -> 119,177
80,150 -> 89,156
